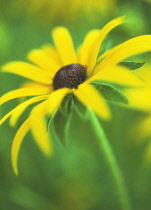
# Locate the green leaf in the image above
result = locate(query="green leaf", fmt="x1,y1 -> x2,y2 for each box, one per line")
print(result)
72,96 -> 88,119
91,81 -> 128,104
48,94 -> 73,146
119,61 -> 145,70
59,93 -> 73,116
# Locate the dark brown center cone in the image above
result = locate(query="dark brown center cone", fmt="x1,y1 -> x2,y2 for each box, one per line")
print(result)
53,63 -> 87,90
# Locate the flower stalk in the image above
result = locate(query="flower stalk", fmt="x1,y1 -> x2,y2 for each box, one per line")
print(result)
90,111 -> 132,210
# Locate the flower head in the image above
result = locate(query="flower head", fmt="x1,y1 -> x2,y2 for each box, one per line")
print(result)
1,17 -> 151,175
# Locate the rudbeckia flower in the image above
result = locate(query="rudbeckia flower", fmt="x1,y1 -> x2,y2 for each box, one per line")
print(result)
1,17 -> 151,175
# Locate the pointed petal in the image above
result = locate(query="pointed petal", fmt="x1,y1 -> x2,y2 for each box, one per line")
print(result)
78,30 -> 100,66
74,83 -> 111,120
11,117 -> 31,175
30,101 -> 53,157
0,95 -> 46,126
97,35 -> 151,69
10,95 -> 48,127
1,61 -> 52,84
52,27 -> 77,65
0,87 -> 50,106
89,65 -> 143,87
27,49 -> 60,76
87,16 -> 125,74
30,88 -> 72,157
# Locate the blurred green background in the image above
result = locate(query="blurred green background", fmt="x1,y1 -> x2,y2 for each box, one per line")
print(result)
1,0 -> 151,209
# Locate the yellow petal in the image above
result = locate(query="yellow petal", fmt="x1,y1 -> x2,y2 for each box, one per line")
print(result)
2,61 -> 52,84
124,85 -> 151,112
20,81 -> 52,90
10,95 -> 48,127
27,49 -> 61,76
74,83 -> 111,120
30,100 -> 53,157
97,35 -> 151,69
52,27 -> 77,65
136,117 -> 151,142
0,95 -> 47,126
133,66 -> 151,84
11,117 -> 31,175
47,88 -> 72,114
87,16 -> 125,74
42,45 -> 62,66
89,65 -> 143,87
30,88 -> 71,156
78,30 -> 100,66
0,87 -> 50,106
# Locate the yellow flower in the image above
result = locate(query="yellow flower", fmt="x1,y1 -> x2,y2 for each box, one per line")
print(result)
1,17 -> 151,175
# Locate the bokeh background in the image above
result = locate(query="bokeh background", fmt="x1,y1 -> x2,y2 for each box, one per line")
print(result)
1,0 -> 151,209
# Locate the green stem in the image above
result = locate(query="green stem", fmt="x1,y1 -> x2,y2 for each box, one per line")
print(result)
90,111 -> 132,210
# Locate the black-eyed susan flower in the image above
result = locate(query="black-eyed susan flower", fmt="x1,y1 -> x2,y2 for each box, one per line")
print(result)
1,17 -> 151,175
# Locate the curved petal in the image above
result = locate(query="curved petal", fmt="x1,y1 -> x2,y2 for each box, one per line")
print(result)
47,88 -> 73,114
11,117 -> 31,175
0,87 -> 50,106
0,95 -> 47,126
1,61 -> 52,84
11,95 -> 48,127
27,49 -> 61,76
74,83 -> 111,120
97,35 -> 151,70
78,29 -> 100,66
89,65 -> 143,87
30,100 -> 53,157
30,88 -> 71,157
52,27 -> 77,65
87,16 -> 125,74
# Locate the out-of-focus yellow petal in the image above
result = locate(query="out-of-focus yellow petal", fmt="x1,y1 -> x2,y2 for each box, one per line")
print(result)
74,83 -> 111,120
124,85 -> 151,112
47,88 -> 73,114
30,101 -> 53,157
52,27 -> 77,65
89,65 -> 143,87
133,66 -> 151,84
0,95 -> 47,126
87,16 -> 125,74
1,61 -> 52,84
144,141 -> 151,164
97,35 -> 151,70
42,45 -> 62,66
137,117 -> 151,142
78,30 -> 100,67
11,117 -> 31,175
27,49 -> 61,76
0,87 -> 50,105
